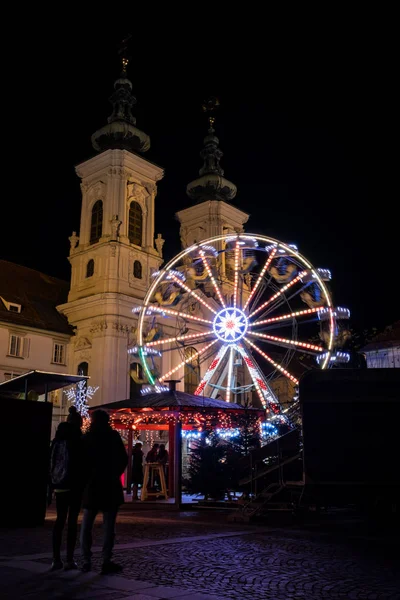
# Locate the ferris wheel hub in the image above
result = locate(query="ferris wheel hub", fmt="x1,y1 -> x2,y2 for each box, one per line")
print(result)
213,307 -> 248,344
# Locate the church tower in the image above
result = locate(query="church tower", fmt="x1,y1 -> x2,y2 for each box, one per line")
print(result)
176,99 -> 249,252
58,55 -> 164,405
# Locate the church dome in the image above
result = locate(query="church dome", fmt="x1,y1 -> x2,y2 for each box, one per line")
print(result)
91,66 -> 150,154
186,103 -> 237,203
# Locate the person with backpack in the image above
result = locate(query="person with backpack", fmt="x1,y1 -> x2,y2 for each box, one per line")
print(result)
50,420 -> 83,571
80,410 -> 128,574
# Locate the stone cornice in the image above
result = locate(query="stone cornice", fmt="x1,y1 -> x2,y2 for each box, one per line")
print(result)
176,200 -> 249,224
58,292 -> 142,315
76,149 -> 164,182
0,321 -> 72,341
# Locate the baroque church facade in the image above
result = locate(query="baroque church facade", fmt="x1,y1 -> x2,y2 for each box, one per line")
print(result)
0,61 -> 251,416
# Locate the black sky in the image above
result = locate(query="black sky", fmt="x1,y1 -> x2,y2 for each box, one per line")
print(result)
2,26 -> 395,331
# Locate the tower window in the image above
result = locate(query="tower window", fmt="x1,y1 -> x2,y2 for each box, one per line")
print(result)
184,347 -> 200,395
128,201 -> 143,246
77,362 -> 88,392
90,200 -> 103,244
77,362 -> 88,376
133,260 -> 142,279
86,259 -> 94,278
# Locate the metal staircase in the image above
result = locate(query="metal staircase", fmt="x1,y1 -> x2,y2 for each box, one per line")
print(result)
229,429 -> 304,522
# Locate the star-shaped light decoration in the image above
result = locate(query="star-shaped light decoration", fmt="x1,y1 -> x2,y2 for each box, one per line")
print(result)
213,308 -> 248,343
64,380 -> 99,422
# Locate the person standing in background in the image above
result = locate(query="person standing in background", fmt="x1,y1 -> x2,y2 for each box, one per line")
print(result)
131,442 -> 144,500
49,419 -> 83,571
80,410 -> 128,574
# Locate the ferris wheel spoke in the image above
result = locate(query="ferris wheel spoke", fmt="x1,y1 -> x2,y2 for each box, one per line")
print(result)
145,305 -> 214,326
244,337 -> 299,385
225,346 -> 235,403
167,272 -> 218,314
159,339 -> 219,382
247,331 -> 324,354
250,306 -> 324,327
193,344 -> 230,395
198,249 -> 226,308
145,330 -> 213,348
235,343 -> 283,414
243,247 -> 277,311
248,271 -> 307,319
233,241 -> 240,308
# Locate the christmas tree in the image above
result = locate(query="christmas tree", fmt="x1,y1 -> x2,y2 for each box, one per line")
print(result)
187,432 -> 230,500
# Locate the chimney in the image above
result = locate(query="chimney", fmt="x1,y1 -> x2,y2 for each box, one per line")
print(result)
165,380 -> 180,392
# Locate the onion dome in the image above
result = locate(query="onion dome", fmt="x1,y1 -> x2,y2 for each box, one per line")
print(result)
91,57 -> 150,153
186,98 -> 237,203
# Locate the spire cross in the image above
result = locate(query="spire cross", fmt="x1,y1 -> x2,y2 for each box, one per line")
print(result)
118,34 -> 132,74
202,97 -> 220,130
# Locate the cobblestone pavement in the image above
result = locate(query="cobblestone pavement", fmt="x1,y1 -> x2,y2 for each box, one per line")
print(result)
0,508 -> 399,599
0,507 -> 239,558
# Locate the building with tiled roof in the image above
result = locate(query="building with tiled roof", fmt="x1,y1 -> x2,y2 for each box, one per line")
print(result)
0,261 -> 74,431
360,321 -> 400,368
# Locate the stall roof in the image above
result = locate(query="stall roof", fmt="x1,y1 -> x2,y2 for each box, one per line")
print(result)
93,390 -> 264,413
0,370 -> 89,396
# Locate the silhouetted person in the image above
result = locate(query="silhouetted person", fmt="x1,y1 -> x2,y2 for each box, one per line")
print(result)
157,444 -> 169,466
146,443 -> 159,463
67,405 -> 83,431
131,442 -> 144,500
49,420 -> 83,571
80,410 -> 128,574
146,443 -> 160,490
157,444 -> 169,492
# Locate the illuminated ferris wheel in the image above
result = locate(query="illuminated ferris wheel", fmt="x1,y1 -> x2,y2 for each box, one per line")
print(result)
133,234 -> 350,422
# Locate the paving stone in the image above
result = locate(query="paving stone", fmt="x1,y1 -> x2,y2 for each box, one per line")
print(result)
173,594 -> 224,600
1,510 -> 400,600
121,595 -> 165,600
128,585 -> 189,598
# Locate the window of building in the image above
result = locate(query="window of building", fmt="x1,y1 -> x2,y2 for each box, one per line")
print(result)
90,200 -> 103,244
53,343 -> 66,365
9,303 -> 21,313
184,347 -> 200,394
128,201 -> 143,246
4,372 -> 15,381
133,260 -> 142,279
77,362 -> 89,376
9,334 -> 21,357
77,362 -> 88,392
50,390 -> 61,405
0,297 -> 22,313
86,259 -> 94,278
8,334 -> 29,358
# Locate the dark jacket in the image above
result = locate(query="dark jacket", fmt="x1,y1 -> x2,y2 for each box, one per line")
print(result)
49,423 -> 83,492
81,426 -> 128,510
131,448 -> 144,484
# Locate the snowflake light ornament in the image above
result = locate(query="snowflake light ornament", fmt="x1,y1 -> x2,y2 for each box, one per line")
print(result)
64,380 -> 99,420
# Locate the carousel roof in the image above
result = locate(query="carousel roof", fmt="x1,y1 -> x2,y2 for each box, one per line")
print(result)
92,390 -> 262,413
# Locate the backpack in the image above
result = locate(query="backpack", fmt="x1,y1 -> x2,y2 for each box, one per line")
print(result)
50,440 -> 70,487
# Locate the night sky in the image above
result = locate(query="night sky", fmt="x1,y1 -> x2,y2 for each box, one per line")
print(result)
2,29 -> 395,332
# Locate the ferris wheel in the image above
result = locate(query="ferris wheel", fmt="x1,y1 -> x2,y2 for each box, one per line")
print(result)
133,234 -> 350,422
